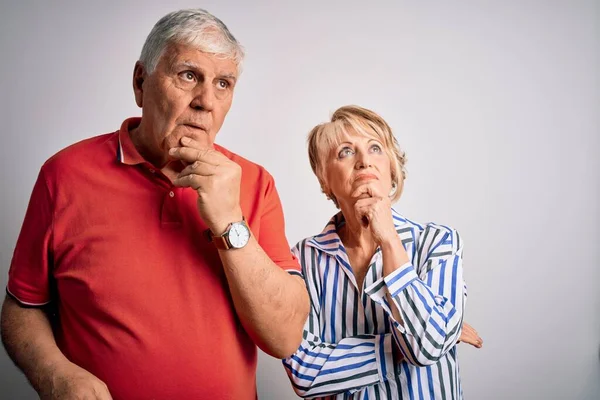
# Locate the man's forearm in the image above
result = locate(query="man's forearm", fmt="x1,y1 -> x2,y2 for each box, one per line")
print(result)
217,237 -> 309,358
1,295 -> 70,393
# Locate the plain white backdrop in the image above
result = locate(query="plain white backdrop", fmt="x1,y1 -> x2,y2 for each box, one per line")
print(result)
0,1 -> 598,399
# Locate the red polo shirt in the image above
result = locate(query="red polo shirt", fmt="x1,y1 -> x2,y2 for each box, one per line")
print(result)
7,118 -> 301,399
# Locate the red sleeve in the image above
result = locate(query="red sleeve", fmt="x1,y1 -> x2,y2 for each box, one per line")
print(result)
257,174 -> 302,276
7,168 -> 54,306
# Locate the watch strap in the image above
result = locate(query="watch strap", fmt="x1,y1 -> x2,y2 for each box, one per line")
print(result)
206,227 -> 232,250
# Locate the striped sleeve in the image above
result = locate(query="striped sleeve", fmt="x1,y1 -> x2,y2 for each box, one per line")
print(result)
282,242 -> 395,398
365,225 -> 465,367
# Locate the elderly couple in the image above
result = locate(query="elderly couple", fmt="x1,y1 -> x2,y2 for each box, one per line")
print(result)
1,8 -> 481,400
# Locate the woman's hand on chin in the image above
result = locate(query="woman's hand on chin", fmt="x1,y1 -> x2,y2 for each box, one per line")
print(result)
351,183 -> 397,245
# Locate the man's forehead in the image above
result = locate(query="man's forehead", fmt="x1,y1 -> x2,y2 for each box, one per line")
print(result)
163,43 -> 238,76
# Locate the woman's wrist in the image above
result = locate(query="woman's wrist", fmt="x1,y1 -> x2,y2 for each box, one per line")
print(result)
380,234 -> 410,275
379,231 -> 403,251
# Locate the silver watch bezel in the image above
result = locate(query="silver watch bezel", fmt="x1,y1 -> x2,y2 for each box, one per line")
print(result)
225,220 -> 250,249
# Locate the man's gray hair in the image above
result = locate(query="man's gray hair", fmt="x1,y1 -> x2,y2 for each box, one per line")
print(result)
139,9 -> 245,74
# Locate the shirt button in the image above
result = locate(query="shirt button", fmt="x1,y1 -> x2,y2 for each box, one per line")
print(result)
149,169 -> 155,174
169,191 -> 175,198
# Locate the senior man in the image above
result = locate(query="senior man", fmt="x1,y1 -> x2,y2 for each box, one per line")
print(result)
1,9 -> 308,400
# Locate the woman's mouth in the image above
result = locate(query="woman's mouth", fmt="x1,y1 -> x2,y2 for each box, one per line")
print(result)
354,173 -> 378,183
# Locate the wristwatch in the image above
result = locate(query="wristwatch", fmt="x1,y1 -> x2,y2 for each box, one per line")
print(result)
206,218 -> 251,250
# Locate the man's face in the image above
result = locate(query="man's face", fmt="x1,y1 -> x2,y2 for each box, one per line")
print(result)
134,42 -> 238,165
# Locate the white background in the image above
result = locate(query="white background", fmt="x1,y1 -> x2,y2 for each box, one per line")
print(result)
0,1 -> 598,399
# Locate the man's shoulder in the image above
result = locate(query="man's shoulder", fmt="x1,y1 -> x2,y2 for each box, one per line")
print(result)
43,132 -> 118,171
214,143 -> 273,183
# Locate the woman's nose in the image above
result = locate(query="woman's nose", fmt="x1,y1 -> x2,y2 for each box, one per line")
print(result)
355,151 -> 372,169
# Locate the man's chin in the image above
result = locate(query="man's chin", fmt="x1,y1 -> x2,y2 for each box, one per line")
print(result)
170,130 -> 213,148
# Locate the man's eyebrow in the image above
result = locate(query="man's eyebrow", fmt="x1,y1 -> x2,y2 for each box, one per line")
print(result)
220,74 -> 237,82
177,61 -> 200,70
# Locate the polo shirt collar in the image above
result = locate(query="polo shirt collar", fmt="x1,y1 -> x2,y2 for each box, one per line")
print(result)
117,117 -> 146,165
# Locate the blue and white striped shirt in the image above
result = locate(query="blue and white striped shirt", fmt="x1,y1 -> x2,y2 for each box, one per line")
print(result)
283,209 -> 466,399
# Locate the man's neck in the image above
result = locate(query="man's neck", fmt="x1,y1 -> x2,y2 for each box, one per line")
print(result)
129,125 -> 167,168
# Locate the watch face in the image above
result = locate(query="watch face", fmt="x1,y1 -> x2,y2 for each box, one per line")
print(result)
228,221 -> 250,249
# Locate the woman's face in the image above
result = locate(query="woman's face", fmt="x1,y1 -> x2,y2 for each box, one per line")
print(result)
324,128 -> 393,207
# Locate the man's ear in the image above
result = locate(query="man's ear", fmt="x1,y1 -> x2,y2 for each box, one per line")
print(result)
133,61 -> 147,108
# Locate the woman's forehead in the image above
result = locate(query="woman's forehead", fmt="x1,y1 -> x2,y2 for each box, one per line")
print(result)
319,128 -> 379,166
327,124 -> 381,149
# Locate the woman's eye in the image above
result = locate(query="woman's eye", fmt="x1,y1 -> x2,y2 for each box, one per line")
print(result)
338,147 -> 354,158
370,144 -> 382,153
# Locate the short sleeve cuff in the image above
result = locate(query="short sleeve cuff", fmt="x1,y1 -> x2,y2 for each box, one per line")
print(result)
5,286 -> 50,308
287,269 -> 303,278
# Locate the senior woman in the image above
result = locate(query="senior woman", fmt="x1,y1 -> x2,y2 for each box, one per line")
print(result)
283,105 -> 481,399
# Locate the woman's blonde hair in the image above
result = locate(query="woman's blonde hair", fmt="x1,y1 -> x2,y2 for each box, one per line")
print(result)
307,105 -> 407,207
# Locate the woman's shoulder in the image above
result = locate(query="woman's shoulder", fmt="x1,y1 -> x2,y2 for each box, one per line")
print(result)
290,236 -> 327,280
422,224 -> 462,261
395,211 -> 462,253
291,230 -> 337,260
293,214 -> 340,251
420,221 -> 460,241
291,237 -> 315,255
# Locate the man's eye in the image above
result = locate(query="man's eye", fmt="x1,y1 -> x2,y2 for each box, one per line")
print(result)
180,71 -> 196,82
217,80 -> 229,90
338,147 -> 354,158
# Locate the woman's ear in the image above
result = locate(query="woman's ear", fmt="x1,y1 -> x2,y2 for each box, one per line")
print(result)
389,181 -> 398,197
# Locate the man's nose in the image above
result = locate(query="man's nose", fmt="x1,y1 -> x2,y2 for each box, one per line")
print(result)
190,83 -> 215,111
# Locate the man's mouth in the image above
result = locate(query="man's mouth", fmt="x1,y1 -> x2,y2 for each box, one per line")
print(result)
182,123 -> 207,132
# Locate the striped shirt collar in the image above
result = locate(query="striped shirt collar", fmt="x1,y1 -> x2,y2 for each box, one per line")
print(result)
307,208 -> 408,256
116,117 -> 146,165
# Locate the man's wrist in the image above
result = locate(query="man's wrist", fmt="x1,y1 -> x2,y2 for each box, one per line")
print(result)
209,209 -> 244,236
35,357 -> 70,394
